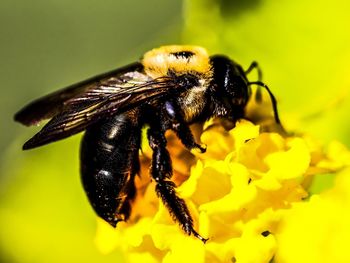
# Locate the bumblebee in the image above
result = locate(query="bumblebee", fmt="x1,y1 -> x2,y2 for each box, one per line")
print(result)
14,45 -> 281,243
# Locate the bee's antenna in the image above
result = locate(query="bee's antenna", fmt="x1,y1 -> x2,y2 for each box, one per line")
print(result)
245,61 -> 263,102
248,81 -> 281,125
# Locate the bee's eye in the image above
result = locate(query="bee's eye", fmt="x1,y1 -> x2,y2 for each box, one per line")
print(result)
227,76 -> 249,103
229,76 -> 246,93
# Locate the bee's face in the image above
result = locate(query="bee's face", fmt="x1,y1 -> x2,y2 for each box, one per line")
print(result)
210,55 -> 251,112
226,73 -> 250,106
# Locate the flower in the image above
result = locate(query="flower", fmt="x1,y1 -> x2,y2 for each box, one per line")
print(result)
94,119 -> 350,263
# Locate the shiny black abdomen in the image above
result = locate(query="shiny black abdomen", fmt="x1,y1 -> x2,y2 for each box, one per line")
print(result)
80,109 -> 141,226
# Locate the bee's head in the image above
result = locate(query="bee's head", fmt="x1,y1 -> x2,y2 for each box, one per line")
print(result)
209,55 -> 251,117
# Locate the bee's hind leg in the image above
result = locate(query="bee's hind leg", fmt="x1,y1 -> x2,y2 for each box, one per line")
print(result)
147,125 -> 208,243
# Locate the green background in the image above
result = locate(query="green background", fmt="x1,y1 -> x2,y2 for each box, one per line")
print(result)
0,1 -> 182,262
1,0 -> 349,262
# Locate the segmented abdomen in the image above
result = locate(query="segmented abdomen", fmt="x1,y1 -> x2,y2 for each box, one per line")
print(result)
80,109 -> 141,226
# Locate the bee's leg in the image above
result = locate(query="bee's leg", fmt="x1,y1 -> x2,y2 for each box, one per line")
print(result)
245,61 -> 262,81
165,101 -> 206,153
245,61 -> 263,102
147,127 -> 208,243
172,121 -> 206,153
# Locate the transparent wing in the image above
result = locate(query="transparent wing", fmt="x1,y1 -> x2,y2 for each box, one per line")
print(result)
14,62 -> 143,126
21,72 -> 179,150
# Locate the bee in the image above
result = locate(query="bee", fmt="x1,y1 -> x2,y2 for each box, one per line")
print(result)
14,45 -> 281,243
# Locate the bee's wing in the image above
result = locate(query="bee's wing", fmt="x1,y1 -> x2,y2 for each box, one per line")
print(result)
21,73 -> 178,150
14,62 -> 143,126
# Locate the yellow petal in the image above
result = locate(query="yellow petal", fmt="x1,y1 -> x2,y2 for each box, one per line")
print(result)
264,138 -> 310,180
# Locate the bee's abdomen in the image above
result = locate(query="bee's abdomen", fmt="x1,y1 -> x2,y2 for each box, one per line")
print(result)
80,110 -> 141,226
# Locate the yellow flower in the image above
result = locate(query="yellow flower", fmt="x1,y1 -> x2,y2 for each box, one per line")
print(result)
94,119 -> 349,263
275,166 -> 350,263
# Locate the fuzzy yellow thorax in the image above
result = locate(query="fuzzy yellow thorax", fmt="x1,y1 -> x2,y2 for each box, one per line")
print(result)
142,45 -> 212,79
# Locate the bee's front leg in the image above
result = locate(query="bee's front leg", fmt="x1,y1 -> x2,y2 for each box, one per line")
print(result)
147,124 -> 208,243
164,101 -> 206,153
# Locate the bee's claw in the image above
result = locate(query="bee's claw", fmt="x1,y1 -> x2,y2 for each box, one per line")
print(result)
192,229 -> 209,244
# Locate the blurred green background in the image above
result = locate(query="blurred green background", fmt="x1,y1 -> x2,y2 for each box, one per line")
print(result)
0,1 -> 182,262
1,0 -> 350,262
